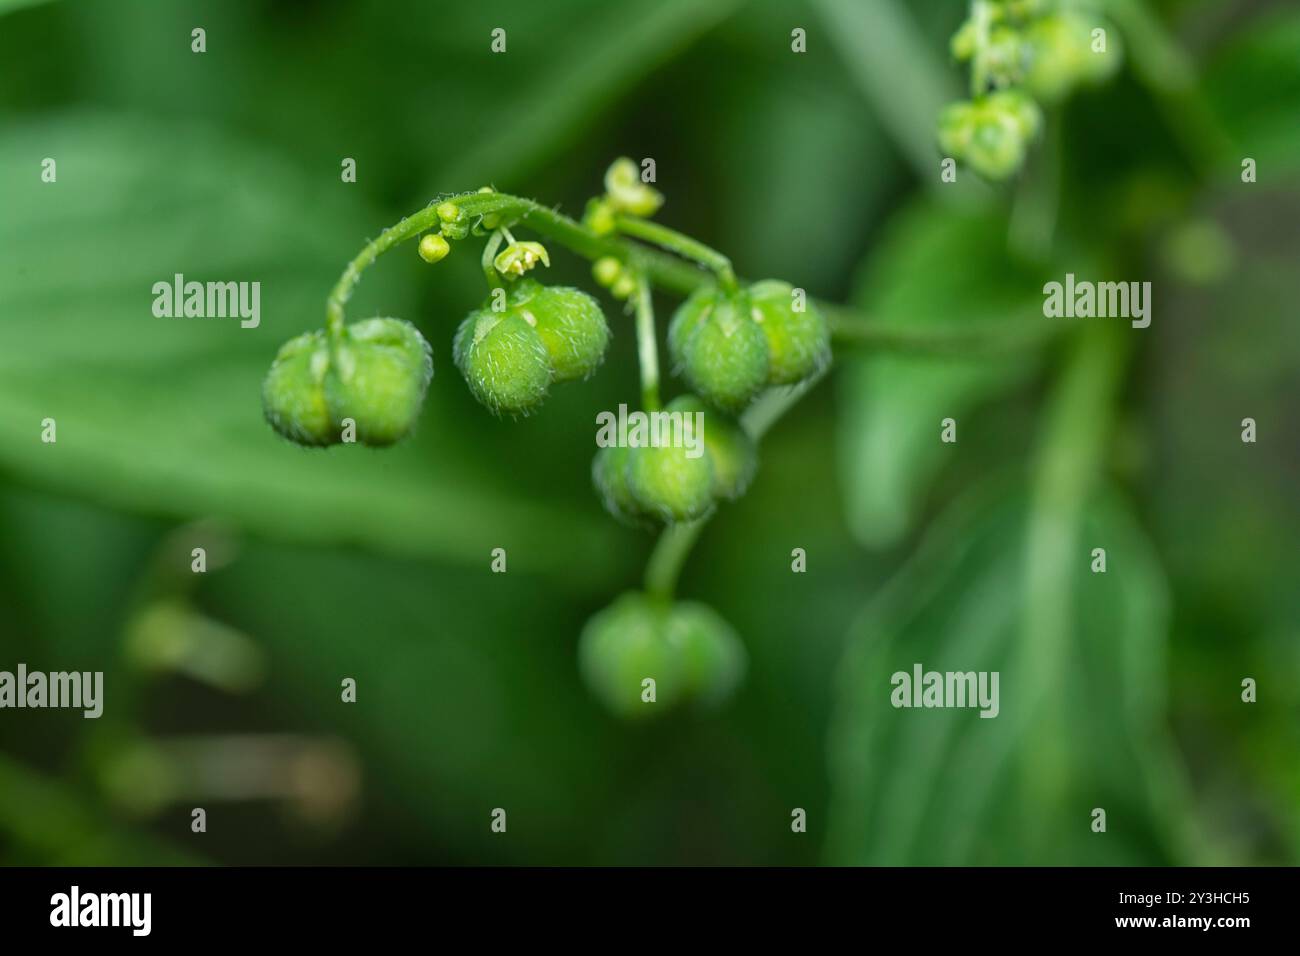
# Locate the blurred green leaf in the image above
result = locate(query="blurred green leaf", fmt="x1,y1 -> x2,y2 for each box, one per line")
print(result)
835,201 -> 1045,548
825,480 -> 1195,865
1204,8 -> 1300,173
0,114 -> 618,581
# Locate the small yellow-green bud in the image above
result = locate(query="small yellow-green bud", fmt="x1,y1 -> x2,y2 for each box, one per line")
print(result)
604,157 -> 664,217
418,234 -> 450,264
592,256 -> 622,287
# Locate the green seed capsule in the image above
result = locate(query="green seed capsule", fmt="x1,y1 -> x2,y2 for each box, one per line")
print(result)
579,592 -> 684,718
665,395 -> 757,501
262,331 -> 336,447
454,306 -> 553,415
985,89 -> 1042,142
963,104 -> 1027,181
665,600 -> 746,709
937,100 -> 978,158
325,317 -> 433,446
670,287 -> 770,413
747,279 -> 831,386
627,442 -> 715,523
592,444 -> 649,527
509,279 -> 610,383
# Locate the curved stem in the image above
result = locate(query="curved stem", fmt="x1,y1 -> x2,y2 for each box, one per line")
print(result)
644,519 -> 705,600
321,189 -> 1047,360
633,274 -> 661,412
614,214 -> 738,293
481,229 -> 506,291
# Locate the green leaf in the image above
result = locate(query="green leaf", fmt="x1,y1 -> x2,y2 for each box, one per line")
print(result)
1203,8 -> 1300,173
0,114 -> 620,584
825,479 -> 1196,865
835,201 -> 1045,548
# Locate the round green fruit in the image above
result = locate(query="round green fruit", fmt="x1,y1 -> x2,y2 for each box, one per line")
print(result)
747,279 -> 831,386
665,601 -> 746,709
262,330 -> 336,447
627,442 -> 714,523
508,279 -> 610,383
665,395 -> 757,501
578,592 -> 684,718
454,306 -> 553,415
324,317 -> 433,446
591,444 -> 647,526
669,288 -> 769,412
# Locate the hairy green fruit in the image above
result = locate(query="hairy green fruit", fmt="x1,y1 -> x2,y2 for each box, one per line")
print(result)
669,287 -> 770,412
579,593 -> 684,718
509,279 -> 610,383
748,279 -> 831,386
454,307 -> 553,415
324,318 -> 433,446
666,600 -> 746,708
579,592 -> 745,718
263,331 -> 336,447
938,95 -> 1037,182
591,444 -> 647,526
666,395 -> 757,501
627,442 -> 714,523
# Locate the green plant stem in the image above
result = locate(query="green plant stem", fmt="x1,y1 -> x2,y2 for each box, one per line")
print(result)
322,190 -> 1049,359
642,367 -> 828,601
481,228 -> 506,290
969,0 -> 994,97
644,519 -> 705,600
613,214 -> 739,293
633,274 -> 661,412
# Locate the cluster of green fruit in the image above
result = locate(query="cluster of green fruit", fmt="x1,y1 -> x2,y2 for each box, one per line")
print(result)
454,278 -> 610,415
260,161 -> 835,719
592,394 -> 756,526
579,591 -> 746,718
940,0 -> 1120,179
262,317 -> 432,447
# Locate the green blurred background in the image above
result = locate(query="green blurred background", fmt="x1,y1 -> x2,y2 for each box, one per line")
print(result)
0,0 -> 1296,865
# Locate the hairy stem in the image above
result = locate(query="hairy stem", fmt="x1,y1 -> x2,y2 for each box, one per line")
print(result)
633,274 -> 661,412
613,214 -> 739,293
323,189 -> 1048,358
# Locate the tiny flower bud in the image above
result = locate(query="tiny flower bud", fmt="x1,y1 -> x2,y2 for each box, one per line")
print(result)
604,157 -> 663,217
583,197 -> 617,236
436,201 -> 461,223
418,233 -> 450,264
592,256 -> 622,287
610,273 -> 636,300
